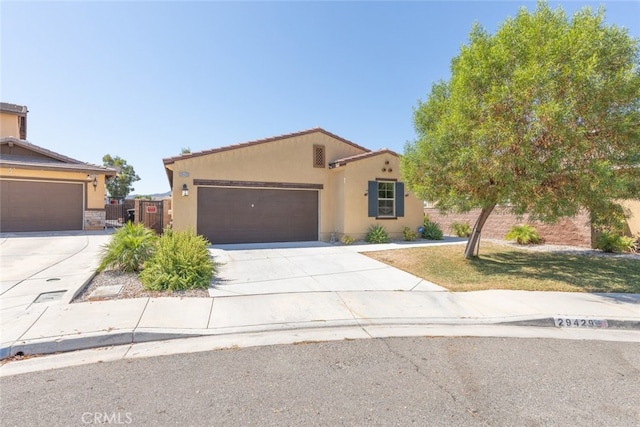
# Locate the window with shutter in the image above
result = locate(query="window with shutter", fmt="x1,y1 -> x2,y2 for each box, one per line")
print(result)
377,181 -> 395,217
368,181 -> 405,218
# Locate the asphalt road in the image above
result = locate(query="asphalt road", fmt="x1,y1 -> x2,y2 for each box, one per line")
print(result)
1,337 -> 639,426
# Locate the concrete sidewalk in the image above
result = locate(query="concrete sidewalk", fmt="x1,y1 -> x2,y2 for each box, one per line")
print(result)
1,233 -> 639,363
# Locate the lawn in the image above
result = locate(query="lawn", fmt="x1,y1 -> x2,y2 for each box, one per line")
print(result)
365,242 -> 640,293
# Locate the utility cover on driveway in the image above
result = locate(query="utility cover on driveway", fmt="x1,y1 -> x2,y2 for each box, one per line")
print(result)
33,291 -> 66,303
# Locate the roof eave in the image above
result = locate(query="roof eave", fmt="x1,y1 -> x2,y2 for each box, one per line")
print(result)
0,160 -> 118,175
330,148 -> 400,167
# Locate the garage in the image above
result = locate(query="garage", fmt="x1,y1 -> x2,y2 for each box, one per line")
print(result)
0,180 -> 84,232
197,187 -> 318,244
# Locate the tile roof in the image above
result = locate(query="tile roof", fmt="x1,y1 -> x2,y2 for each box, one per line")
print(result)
0,137 -> 118,175
0,102 -> 28,115
329,148 -> 399,167
163,127 -> 371,165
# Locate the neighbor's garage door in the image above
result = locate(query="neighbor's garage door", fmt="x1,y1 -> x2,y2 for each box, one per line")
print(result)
0,180 -> 84,232
197,187 -> 318,244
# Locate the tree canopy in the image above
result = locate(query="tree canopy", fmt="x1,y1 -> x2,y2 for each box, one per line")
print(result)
102,154 -> 141,198
402,1 -> 640,258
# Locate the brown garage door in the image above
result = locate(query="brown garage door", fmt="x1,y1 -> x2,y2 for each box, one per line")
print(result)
197,187 -> 318,244
0,180 -> 84,232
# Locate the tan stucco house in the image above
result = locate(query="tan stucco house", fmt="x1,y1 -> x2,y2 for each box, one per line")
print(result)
0,102 -> 117,232
163,128 -> 424,244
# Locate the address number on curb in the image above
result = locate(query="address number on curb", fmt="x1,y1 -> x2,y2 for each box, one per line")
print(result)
554,318 -> 608,328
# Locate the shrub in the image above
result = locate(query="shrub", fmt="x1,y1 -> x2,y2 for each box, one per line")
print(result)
365,224 -> 390,244
140,229 -> 216,291
402,226 -> 417,241
451,222 -> 472,238
422,218 -> 444,240
340,235 -> 355,245
591,204 -> 628,235
98,222 -> 158,272
505,224 -> 541,245
594,231 -> 635,253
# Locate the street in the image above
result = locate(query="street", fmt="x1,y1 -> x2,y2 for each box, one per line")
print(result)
1,337 -> 639,426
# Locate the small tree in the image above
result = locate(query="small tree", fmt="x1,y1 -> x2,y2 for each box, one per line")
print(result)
402,1 -> 640,259
102,154 -> 141,198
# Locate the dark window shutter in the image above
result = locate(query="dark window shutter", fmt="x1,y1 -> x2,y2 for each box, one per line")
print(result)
368,181 -> 377,217
395,182 -> 405,217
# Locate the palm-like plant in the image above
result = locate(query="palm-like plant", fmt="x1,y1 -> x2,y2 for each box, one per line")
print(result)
98,222 -> 158,272
505,225 -> 541,245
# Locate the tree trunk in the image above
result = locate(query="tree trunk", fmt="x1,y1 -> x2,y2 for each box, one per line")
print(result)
464,205 -> 496,259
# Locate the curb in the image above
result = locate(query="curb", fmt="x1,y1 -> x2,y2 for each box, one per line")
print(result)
4,316 -> 640,360
499,317 -> 640,330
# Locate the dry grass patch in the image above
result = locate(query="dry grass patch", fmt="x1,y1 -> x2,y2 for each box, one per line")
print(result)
365,242 -> 640,293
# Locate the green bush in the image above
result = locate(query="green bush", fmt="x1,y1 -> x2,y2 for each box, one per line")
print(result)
366,224 -> 390,244
340,235 -> 355,245
422,218 -> 444,240
140,229 -> 216,291
98,222 -> 158,272
451,222 -> 472,238
591,204 -> 628,235
594,231 -> 635,253
402,226 -> 418,241
505,224 -> 541,245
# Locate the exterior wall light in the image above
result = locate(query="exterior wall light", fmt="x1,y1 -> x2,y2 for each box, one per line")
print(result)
181,183 -> 189,197
88,174 -> 97,191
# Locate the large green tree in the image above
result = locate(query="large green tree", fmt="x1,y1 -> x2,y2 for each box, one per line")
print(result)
402,2 -> 640,259
102,154 -> 141,198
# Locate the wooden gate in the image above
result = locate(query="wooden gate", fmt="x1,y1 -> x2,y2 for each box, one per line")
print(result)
138,200 -> 164,233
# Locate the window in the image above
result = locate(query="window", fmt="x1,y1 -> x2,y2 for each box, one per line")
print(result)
377,181 -> 395,217
368,181 -> 404,218
313,145 -> 325,168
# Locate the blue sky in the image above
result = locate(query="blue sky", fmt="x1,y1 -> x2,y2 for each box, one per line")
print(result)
2,1 -> 639,195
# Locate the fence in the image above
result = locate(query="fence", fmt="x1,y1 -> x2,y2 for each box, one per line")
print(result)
104,199 -> 135,229
104,199 -> 168,234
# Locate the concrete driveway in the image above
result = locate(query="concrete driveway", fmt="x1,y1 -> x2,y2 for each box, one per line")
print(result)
0,231 -> 112,310
207,240 -> 463,297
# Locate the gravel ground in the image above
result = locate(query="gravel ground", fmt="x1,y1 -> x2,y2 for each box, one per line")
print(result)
485,238 -> 640,260
72,270 -> 210,303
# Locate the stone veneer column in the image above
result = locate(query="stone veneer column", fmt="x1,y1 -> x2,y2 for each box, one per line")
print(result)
85,209 -> 106,230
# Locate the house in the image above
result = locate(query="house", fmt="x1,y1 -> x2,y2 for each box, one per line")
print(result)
163,128 -> 424,244
0,102 -> 117,232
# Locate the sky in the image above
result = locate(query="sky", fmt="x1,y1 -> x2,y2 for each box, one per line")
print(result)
2,1 -> 639,195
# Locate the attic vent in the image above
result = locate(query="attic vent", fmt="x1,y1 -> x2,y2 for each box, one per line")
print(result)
313,145 -> 325,168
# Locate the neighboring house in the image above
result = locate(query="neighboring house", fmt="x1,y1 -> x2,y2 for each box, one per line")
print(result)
163,128 -> 424,244
621,200 -> 640,237
0,102 -> 117,232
